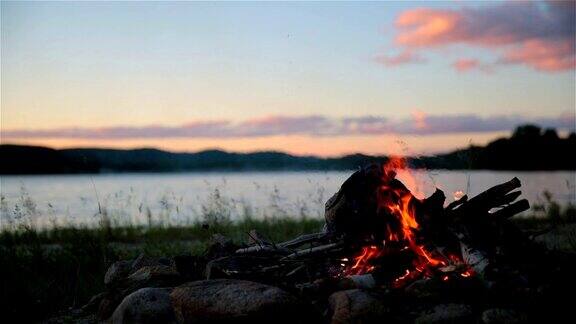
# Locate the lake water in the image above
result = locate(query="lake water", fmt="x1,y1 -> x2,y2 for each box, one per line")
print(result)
1,170 -> 575,229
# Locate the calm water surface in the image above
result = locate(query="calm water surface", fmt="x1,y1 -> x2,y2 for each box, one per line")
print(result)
1,171 -> 574,228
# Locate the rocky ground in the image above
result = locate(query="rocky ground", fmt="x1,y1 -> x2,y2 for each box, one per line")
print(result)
3,206 -> 574,323
44,227 -> 576,324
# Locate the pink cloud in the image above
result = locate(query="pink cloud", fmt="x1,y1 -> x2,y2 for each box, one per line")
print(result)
395,8 -> 462,47
451,58 -> 493,73
452,59 -> 480,72
374,50 -> 425,67
500,39 -> 576,72
2,114 -> 574,139
390,1 -> 575,73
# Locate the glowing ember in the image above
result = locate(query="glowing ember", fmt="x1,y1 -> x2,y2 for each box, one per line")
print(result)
344,245 -> 381,276
460,270 -> 472,278
392,269 -> 412,287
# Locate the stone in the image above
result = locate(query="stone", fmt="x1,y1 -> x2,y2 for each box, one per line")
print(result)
104,260 -> 133,287
481,308 -> 527,324
111,287 -> 176,324
98,265 -> 181,321
415,304 -> 474,324
328,289 -> 390,324
170,279 -> 309,323
126,265 -> 181,287
105,256 -> 177,289
131,253 -> 173,272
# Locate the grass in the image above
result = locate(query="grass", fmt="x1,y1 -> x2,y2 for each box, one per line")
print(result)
511,191 -> 576,229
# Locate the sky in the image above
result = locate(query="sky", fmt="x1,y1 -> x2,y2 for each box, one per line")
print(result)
1,1 -> 575,156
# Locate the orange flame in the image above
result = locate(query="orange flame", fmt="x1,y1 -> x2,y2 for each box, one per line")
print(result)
381,157 -> 443,267
344,156 -> 445,280
345,245 -> 380,276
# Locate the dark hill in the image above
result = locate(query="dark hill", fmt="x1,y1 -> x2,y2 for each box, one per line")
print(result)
1,125 -> 574,174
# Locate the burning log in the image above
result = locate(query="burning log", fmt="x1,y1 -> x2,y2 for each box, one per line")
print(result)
324,163 -> 389,239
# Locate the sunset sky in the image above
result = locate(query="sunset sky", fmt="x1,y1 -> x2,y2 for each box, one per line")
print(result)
1,1 -> 575,156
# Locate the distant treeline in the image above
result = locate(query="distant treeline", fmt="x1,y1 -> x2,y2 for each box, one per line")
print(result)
420,125 -> 576,171
1,125 -> 575,174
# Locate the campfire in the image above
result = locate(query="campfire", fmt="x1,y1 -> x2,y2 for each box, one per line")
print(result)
213,157 -> 530,292
87,159 -> 572,323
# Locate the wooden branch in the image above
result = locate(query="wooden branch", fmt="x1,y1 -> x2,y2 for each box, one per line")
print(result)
491,191 -> 523,208
235,232 -> 328,254
490,199 -> 530,220
280,242 -> 343,260
460,177 -> 521,213
235,245 -> 279,254
278,232 -> 328,249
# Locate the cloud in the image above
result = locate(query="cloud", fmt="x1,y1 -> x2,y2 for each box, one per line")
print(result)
374,50 -> 425,67
2,113 -> 574,140
499,39 -> 576,72
452,58 -> 493,73
389,1 -> 575,72
452,58 -> 481,72
235,115 -> 335,136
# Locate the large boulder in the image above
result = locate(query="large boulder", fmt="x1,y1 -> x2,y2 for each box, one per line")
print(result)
170,279 -> 310,323
328,289 -> 390,324
111,287 -> 176,324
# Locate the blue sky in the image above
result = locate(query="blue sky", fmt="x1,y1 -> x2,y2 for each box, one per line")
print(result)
1,1 -> 574,155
